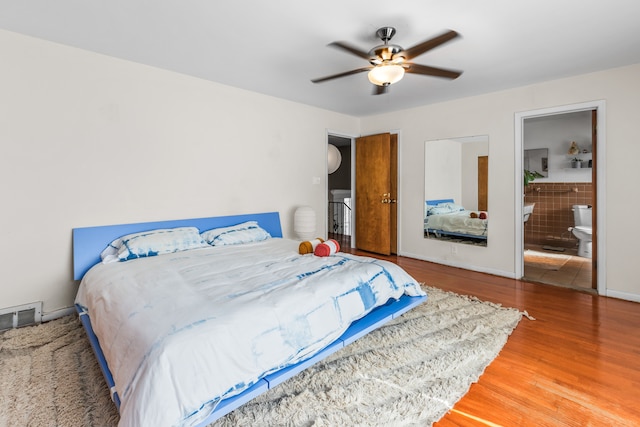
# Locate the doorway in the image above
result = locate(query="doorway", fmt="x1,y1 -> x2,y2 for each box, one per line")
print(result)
515,101 -> 606,295
327,134 -> 353,250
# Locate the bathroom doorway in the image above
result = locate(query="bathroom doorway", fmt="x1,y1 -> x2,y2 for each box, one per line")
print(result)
515,101 -> 605,295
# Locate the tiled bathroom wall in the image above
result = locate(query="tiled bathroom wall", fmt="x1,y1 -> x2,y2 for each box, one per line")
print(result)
524,182 -> 593,248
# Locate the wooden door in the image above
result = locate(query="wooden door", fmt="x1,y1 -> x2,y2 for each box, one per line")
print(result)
355,132 -> 397,255
478,155 -> 488,211
390,134 -> 398,254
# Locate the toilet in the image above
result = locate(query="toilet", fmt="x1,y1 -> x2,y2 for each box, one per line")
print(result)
571,205 -> 592,258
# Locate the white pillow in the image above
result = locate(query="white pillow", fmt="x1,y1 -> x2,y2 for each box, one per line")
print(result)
101,227 -> 207,263
200,221 -> 271,246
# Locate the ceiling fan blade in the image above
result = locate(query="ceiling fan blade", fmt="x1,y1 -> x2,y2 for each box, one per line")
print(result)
394,30 -> 459,61
405,63 -> 462,80
328,41 -> 373,61
372,84 -> 388,95
311,67 -> 372,84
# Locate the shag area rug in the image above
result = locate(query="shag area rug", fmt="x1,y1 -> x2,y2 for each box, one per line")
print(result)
0,286 -> 525,427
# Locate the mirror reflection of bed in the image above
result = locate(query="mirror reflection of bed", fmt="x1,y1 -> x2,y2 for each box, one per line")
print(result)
424,135 -> 489,247
424,199 -> 488,245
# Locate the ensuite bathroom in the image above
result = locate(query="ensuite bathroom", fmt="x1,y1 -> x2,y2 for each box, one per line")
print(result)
523,110 -> 594,291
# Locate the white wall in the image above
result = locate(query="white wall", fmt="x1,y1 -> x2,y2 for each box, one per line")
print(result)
524,111 -> 592,183
3,29 -> 639,314
0,30 -> 359,314
423,139 -> 461,203
362,63 -> 640,301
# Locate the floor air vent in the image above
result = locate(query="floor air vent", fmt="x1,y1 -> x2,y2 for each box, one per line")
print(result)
0,302 -> 42,331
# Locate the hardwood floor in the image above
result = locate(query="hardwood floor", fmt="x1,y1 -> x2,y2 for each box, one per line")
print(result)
347,245 -> 640,426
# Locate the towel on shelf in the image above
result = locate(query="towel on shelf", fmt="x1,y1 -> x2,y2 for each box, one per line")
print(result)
299,238 -> 324,254
314,239 -> 340,257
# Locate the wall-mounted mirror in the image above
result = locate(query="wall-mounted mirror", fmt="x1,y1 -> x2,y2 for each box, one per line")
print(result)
524,148 -> 549,178
424,135 -> 489,247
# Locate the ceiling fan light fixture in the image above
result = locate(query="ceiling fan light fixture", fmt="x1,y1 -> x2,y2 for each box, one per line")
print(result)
367,64 -> 405,86
311,27 -> 461,93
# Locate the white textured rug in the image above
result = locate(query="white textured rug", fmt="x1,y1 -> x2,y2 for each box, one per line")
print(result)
0,286 -> 524,427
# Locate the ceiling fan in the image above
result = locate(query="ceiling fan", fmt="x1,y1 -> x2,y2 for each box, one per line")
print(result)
311,27 -> 462,95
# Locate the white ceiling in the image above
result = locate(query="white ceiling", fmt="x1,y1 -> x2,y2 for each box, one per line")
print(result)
2,0 -> 640,117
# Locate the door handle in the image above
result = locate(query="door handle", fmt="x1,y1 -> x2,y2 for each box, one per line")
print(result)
381,193 -> 396,204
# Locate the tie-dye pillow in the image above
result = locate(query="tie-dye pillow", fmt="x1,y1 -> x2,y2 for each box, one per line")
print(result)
101,227 -> 207,263
200,221 -> 271,246
426,202 -> 465,216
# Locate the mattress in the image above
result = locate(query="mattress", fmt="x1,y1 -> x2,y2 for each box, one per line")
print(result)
75,238 -> 424,426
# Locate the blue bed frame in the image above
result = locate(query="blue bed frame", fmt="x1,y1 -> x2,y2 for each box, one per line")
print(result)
73,211 -> 426,425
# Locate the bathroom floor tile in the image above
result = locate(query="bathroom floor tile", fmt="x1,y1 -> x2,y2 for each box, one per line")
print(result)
524,244 -> 593,291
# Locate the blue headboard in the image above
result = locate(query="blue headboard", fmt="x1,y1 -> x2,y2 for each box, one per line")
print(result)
72,211 -> 282,280
426,199 -> 455,206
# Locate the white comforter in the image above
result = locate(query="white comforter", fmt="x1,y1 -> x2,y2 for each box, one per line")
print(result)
75,238 -> 424,427
425,211 -> 488,237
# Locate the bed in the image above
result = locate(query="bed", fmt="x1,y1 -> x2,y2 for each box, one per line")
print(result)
424,199 -> 488,241
73,211 -> 426,426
